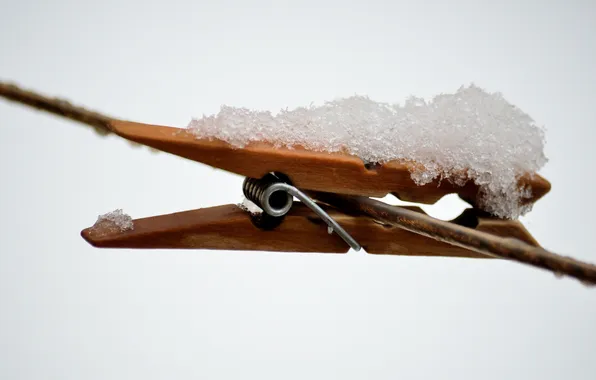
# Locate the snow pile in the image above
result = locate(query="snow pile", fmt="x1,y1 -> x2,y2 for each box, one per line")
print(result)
188,84 -> 547,218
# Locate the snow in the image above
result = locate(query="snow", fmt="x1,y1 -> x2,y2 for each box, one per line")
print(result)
188,84 -> 547,218
237,197 -> 262,215
92,209 -> 134,232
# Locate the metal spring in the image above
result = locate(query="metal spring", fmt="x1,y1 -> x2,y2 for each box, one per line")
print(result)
241,174 -> 361,251
242,174 -> 294,217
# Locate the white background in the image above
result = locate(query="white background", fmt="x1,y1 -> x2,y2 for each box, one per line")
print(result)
1,0 -> 595,379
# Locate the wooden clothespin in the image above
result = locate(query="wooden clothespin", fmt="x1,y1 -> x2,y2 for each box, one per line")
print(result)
2,81 -> 595,286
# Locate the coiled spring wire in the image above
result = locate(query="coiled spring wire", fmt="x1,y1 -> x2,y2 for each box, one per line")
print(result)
242,174 -> 361,251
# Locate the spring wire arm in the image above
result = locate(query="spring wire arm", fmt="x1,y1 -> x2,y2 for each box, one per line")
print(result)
243,174 -> 361,251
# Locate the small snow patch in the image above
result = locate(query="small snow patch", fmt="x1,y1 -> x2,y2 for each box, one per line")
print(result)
92,209 -> 134,232
237,197 -> 262,214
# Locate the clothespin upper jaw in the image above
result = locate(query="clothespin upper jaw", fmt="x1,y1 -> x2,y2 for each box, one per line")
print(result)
109,120 -> 551,210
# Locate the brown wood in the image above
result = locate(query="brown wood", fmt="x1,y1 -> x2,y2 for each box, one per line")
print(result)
81,203 -> 539,258
109,120 -> 551,210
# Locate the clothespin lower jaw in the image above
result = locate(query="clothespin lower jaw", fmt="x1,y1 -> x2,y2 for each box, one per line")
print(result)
81,203 -> 539,258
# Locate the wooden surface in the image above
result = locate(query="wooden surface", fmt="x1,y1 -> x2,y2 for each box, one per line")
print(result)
110,120 -> 551,210
81,203 -> 539,258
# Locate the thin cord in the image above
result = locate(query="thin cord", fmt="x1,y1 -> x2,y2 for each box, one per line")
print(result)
0,81 -> 156,152
311,191 -> 596,287
0,81 -> 115,135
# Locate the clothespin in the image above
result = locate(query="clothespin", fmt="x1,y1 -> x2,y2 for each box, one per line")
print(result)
82,120 -> 548,260
2,81 -> 595,286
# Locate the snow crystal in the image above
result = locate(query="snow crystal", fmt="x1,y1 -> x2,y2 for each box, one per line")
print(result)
237,197 -> 262,214
92,209 -> 134,232
188,84 -> 547,219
